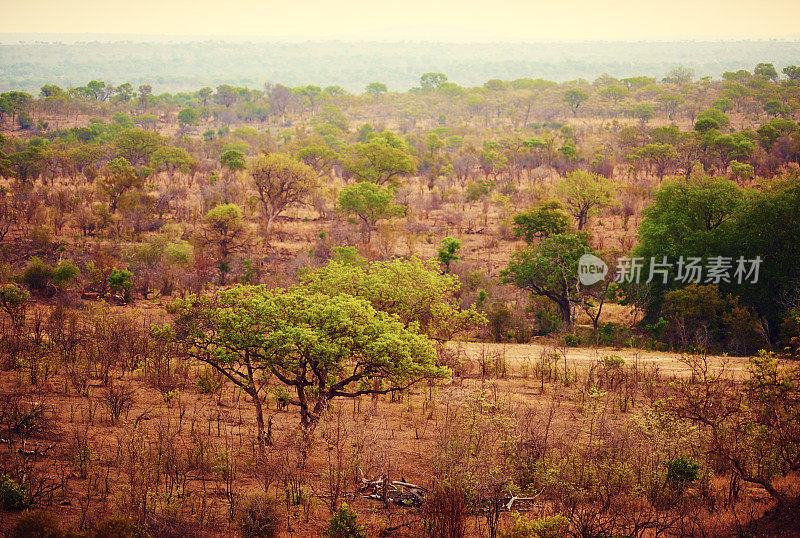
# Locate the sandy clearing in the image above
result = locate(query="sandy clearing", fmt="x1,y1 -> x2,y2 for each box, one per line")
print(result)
448,340 -> 753,378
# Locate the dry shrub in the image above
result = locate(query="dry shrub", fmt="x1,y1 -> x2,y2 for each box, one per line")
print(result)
238,494 -> 282,538
422,481 -> 472,538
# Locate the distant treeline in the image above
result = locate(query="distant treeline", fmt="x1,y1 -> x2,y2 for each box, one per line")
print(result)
2,38 -> 800,93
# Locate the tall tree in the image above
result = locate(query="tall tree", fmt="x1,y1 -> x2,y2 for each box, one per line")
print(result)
556,171 -> 615,230
200,204 -> 249,285
249,153 -> 318,237
502,233 -> 593,325
563,89 -> 589,116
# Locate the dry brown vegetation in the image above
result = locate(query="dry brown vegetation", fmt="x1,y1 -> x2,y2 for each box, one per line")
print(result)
1,68 -> 800,536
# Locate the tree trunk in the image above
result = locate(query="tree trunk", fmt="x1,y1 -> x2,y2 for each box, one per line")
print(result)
252,391 -> 266,457
558,298 -> 572,327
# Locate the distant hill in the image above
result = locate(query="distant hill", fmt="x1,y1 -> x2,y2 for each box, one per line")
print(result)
1,36 -> 800,93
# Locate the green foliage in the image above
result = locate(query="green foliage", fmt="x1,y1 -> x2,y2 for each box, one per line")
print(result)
697,108 -> 730,130
563,89 -> 588,115
501,513 -> 568,538
150,146 -> 194,174
323,503 -> 365,538
301,256 -> 486,342
636,177 -> 743,261
108,269 -> 133,302
196,368 -> 223,395
365,82 -> 387,98
502,233 -> 593,324
665,456 -> 700,490
220,148 -> 247,171
98,157 -> 144,212
201,203 -> 248,283
465,179 -> 493,202
167,286 -> 446,438
19,257 -> 54,291
437,236 -> 461,273
556,170 -> 615,230
52,260 -> 79,288
420,72 -> 448,91
249,152 -> 319,232
337,181 -> 403,241
0,475 -> 30,511
343,139 -> 415,185
512,201 -> 570,242
177,107 -> 199,128
0,283 -> 30,320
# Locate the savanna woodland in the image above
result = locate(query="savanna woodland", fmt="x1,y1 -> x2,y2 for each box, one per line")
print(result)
1,61 -> 800,537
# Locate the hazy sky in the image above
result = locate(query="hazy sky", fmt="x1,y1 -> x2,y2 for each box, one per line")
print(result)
2,0 -> 800,41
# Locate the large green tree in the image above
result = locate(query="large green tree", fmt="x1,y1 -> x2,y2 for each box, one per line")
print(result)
502,233 -> 593,325
343,140 -> 416,185
164,286 -> 445,459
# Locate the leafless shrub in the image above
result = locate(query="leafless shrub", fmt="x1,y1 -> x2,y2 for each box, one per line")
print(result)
100,383 -> 134,425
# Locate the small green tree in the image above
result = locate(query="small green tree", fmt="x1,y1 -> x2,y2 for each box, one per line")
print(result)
365,82 -> 388,98
502,233 -> 593,326
343,140 -> 416,185
98,157 -> 143,213
108,268 -> 133,303
249,153 -> 318,236
563,89 -> 588,116
177,107 -> 200,131
300,256 -> 486,342
201,204 -> 249,285
323,503 -> 365,538
338,182 -> 404,242
556,171 -> 615,230
437,237 -> 461,273
512,201 -> 570,243
220,149 -> 247,174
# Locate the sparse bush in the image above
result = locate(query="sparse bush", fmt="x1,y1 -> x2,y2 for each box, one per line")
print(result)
239,494 -> 281,538
501,512 -> 569,538
196,368 -> 223,394
8,511 -> 68,538
100,383 -> 134,424
90,516 -> 136,538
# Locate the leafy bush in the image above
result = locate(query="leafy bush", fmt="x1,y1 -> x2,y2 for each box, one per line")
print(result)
665,456 -> 700,490
19,257 -> 53,291
0,475 -> 30,511
52,260 -> 80,288
324,503 -> 365,538
563,333 -> 581,347
108,268 -> 133,302
534,304 -> 561,336
597,322 -> 632,347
